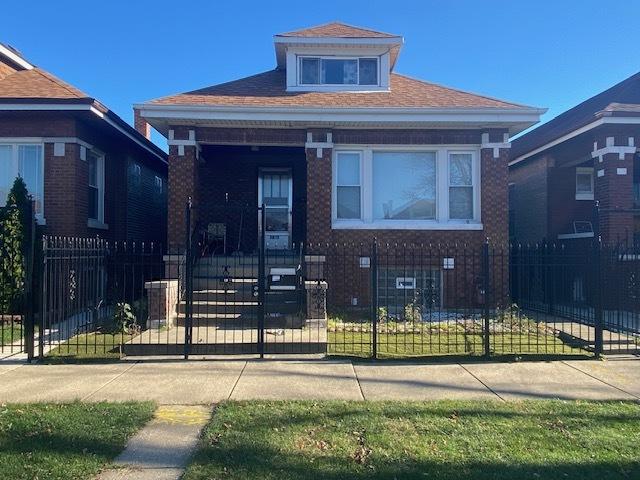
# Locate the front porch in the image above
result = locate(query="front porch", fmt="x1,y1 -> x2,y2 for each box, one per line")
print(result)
172,144 -> 308,255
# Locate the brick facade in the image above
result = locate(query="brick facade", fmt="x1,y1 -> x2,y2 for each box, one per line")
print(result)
0,111 -> 167,244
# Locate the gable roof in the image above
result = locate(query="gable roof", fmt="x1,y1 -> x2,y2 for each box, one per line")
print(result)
0,67 -> 92,101
148,69 -> 529,110
511,71 -> 640,161
0,45 -> 166,162
277,22 -> 399,38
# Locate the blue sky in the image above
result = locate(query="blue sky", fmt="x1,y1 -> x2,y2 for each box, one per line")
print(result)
4,0 -> 639,147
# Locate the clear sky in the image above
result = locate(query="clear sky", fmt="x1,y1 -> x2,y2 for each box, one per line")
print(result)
4,0 -> 639,147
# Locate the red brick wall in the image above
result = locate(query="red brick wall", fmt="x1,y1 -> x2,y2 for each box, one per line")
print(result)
167,144 -> 198,252
0,111 -> 167,243
133,109 -> 151,140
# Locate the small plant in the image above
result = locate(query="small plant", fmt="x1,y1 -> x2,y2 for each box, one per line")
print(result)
403,301 -> 422,324
113,302 -> 140,335
377,306 -> 388,323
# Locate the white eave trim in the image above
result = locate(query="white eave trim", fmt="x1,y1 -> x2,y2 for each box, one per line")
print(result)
0,103 -> 165,163
510,116 -> 640,166
135,103 -> 544,126
0,45 -> 34,70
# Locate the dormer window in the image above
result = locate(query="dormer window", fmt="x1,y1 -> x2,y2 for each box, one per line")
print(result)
298,56 -> 379,86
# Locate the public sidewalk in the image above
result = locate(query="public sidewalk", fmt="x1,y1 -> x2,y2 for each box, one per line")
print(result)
0,356 -> 639,404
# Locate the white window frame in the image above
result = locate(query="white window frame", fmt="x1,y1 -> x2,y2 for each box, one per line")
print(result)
575,167 -> 594,201
86,149 -> 106,229
298,55 -> 380,87
331,145 -> 482,230
0,141 -> 45,224
332,150 -> 363,221
447,151 -> 478,221
154,175 -> 163,194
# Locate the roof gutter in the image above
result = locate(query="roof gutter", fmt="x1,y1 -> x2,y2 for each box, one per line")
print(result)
0,102 -> 166,163
135,103 -> 545,129
0,44 -> 34,70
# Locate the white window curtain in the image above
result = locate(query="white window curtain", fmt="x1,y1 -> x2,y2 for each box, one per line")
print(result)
448,153 -> 474,220
336,152 -> 361,219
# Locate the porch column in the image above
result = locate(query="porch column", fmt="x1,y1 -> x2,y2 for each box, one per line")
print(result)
481,131 -> 511,307
480,131 -> 511,245
167,127 -> 200,253
592,135 -> 636,245
305,130 -> 333,248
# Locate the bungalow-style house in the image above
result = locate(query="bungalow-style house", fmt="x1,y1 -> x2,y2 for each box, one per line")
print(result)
0,43 -> 168,244
134,22 -> 543,315
136,22 -> 542,253
510,72 -> 640,246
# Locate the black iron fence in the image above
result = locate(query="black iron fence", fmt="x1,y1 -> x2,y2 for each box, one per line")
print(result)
0,203 -> 36,358
16,209 -> 640,361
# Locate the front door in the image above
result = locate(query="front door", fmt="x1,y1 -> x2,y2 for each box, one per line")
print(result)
258,169 -> 292,250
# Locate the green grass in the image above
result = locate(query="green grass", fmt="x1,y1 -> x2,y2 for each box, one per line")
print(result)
328,331 -> 583,358
45,332 -> 134,362
183,400 -> 640,480
0,402 -> 155,480
1,324 -> 23,346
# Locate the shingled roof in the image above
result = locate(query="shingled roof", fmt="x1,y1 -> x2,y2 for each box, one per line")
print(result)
277,22 -> 399,38
511,71 -> 640,160
0,67 -> 92,102
149,69 -> 528,109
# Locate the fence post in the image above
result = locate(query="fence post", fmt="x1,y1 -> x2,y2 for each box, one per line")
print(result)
23,200 -> 36,361
257,204 -> 266,359
184,198 -> 192,360
482,239 -> 491,358
371,239 -> 378,360
593,238 -> 604,358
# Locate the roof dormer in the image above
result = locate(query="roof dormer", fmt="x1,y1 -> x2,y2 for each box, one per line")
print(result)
273,22 -> 403,92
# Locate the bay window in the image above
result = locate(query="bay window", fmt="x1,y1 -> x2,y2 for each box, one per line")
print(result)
299,56 -> 379,86
333,147 -> 480,229
0,143 -> 44,221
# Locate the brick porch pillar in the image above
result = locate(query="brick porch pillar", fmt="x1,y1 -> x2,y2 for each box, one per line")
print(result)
592,135 -> 636,245
167,128 -> 199,253
305,130 -> 333,249
480,131 -> 511,307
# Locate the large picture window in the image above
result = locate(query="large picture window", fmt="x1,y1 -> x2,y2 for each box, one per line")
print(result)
373,152 -> 436,220
299,56 -> 379,86
333,147 -> 480,229
0,143 -> 44,220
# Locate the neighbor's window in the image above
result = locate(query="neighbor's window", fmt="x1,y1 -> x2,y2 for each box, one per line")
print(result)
154,175 -> 163,196
336,151 -> 361,219
373,152 -> 436,220
0,143 -> 44,218
449,153 -> 474,220
299,57 -> 379,86
87,150 -> 105,223
129,163 -> 142,187
575,167 -> 594,200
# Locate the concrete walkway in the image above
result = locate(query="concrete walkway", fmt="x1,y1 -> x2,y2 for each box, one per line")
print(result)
0,356 -> 639,403
96,405 -> 211,480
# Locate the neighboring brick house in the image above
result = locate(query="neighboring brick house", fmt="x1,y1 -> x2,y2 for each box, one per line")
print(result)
135,23 -> 543,308
0,43 -> 168,244
510,72 -> 640,246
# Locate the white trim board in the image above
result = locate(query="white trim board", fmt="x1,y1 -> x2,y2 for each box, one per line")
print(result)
0,44 -> 34,70
0,103 -> 165,163
510,116 -> 640,166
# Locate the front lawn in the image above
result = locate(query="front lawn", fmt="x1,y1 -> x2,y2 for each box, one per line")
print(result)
0,402 -> 154,480
183,400 -> 640,480
45,332 -> 134,362
1,323 -> 23,347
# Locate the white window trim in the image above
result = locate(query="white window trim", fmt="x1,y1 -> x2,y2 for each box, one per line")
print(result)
331,145 -> 482,230
332,150 -> 363,221
87,150 -> 107,229
298,55 -> 380,88
0,141 -> 45,224
575,167 -> 594,201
